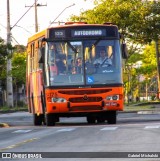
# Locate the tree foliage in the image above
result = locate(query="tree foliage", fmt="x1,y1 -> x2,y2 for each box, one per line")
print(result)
12,45 -> 26,87
0,38 -> 7,84
139,42 -> 157,77
0,40 -> 26,90
70,0 -> 160,43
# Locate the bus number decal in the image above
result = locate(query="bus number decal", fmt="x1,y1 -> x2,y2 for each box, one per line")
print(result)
54,30 -> 65,38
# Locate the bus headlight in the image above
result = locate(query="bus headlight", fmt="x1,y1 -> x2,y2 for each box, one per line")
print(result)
106,95 -> 119,100
51,97 -> 67,103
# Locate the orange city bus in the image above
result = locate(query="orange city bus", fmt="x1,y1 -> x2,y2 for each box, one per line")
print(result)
26,22 -> 127,126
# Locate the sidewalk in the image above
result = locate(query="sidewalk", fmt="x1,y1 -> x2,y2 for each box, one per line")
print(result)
124,102 -> 160,113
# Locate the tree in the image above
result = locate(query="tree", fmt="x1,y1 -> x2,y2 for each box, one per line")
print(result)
70,0 -> 160,48
0,38 -> 7,90
12,50 -> 26,86
139,42 -> 157,77
12,45 -> 26,107
0,36 -> 26,106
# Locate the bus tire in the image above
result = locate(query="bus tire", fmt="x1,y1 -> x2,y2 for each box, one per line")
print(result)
41,92 -> 46,125
87,115 -> 96,124
107,111 -> 117,124
45,114 -> 56,126
97,115 -> 105,123
34,114 -> 43,126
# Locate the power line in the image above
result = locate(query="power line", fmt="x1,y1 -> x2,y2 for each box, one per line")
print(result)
11,0 -> 39,30
49,3 -> 75,27
25,0 -> 47,32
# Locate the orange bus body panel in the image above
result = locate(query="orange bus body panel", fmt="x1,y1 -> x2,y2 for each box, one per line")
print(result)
45,87 -> 123,114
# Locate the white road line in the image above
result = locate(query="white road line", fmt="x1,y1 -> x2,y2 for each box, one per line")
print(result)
56,128 -> 75,132
12,130 -> 32,133
144,125 -> 160,129
100,127 -> 118,131
56,128 -> 76,132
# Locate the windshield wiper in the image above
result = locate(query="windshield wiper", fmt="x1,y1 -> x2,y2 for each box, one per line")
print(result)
66,41 -> 78,54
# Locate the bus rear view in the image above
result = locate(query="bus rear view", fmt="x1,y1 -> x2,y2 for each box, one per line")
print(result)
26,22 -> 127,126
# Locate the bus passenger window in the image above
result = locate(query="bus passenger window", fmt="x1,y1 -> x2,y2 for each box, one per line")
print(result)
107,46 -> 113,59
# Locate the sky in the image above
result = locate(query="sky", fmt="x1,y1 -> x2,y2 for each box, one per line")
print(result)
0,0 -> 95,45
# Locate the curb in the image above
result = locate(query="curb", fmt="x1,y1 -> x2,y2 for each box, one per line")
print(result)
0,109 -> 28,114
137,111 -> 160,114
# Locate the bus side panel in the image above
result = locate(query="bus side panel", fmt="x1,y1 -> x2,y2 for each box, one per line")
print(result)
36,70 -> 44,114
26,55 -> 30,113
33,71 -> 42,115
29,72 -> 34,113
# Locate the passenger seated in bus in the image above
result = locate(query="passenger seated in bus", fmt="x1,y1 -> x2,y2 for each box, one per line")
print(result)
93,50 -> 112,68
55,55 -> 66,74
50,62 -> 58,77
69,59 -> 76,74
70,58 -> 82,74
75,57 -> 82,74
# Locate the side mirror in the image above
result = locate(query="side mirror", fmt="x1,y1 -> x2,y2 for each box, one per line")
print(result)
38,47 -> 45,63
121,43 -> 128,59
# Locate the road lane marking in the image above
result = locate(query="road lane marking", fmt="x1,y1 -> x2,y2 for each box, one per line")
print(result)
144,125 -> 160,129
100,127 -> 118,131
56,128 -> 76,132
12,130 -> 32,133
0,138 -> 38,152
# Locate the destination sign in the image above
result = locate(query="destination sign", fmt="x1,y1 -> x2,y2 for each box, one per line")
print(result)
49,26 -> 118,40
72,29 -> 106,37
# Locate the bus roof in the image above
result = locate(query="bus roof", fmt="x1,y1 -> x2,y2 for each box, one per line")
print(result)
27,29 -> 46,44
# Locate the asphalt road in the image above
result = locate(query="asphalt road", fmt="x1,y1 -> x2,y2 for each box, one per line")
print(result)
0,112 -> 160,161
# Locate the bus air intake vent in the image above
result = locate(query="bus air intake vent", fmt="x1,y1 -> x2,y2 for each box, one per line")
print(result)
69,97 -> 102,103
69,105 -> 102,111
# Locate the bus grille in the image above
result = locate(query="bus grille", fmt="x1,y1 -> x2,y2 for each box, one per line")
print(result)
69,105 -> 102,111
69,97 -> 102,103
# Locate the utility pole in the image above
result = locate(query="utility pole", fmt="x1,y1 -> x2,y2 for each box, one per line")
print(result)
25,0 -> 47,32
6,0 -> 13,107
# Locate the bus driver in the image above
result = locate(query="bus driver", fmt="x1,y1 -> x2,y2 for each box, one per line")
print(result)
93,50 -> 112,68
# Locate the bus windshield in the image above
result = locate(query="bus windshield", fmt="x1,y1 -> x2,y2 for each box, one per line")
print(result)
45,39 -> 122,87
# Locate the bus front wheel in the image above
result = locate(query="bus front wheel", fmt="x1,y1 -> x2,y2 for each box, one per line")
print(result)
33,114 -> 43,126
97,116 -> 105,123
45,114 -> 56,126
107,111 -> 117,124
87,115 -> 96,124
